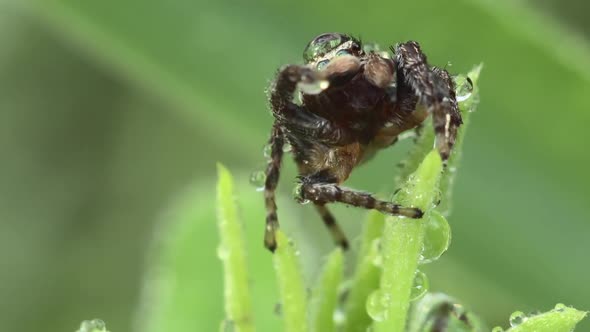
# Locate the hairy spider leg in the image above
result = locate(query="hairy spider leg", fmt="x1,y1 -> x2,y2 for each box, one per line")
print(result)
299,179 -> 424,219
314,204 -> 349,250
394,41 -> 462,160
263,124 -> 284,252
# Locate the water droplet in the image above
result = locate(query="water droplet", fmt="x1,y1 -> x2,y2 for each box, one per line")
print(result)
292,184 -> 309,204
410,271 -> 429,301
509,311 -> 526,327
219,319 -> 235,332
333,308 -> 346,326
370,239 -> 383,267
366,290 -> 391,322
554,303 -> 567,312
454,75 -> 473,102
419,210 -> 451,264
217,244 -> 229,260
491,326 -> 504,332
362,42 -> 382,53
299,79 -> 329,95
282,142 -> 292,153
78,319 -> 107,332
263,144 -> 273,158
249,171 -> 266,191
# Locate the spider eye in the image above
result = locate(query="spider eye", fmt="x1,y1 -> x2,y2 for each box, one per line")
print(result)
317,59 -> 330,71
336,49 -> 351,56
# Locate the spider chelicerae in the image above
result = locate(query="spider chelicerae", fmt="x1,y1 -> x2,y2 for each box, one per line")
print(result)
262,32 -> 462,252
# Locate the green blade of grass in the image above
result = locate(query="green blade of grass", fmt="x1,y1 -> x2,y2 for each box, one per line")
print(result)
438,64 -> 482,216
343,211 -> 384,332
273,230 -> 309,332
310,248 -> 344,332
504,305 -> 587,332
216,164 -> 255,332
373,150 -> 443,332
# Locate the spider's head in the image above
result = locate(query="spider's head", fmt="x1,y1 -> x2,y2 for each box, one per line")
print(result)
303,33 -> 363,71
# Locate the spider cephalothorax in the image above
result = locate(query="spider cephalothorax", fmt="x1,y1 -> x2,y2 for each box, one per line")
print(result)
262,32 -> 461,252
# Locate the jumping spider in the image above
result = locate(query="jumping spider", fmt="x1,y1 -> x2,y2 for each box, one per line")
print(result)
263,33 -> 461,252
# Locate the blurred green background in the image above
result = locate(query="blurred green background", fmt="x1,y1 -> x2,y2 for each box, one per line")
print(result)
2,0 -> 590,331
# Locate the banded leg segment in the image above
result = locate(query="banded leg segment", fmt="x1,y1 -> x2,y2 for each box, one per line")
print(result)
314,204 -> 349,250
299,181 -> 423,218
394,41 -> 462,160
263,124 -> 285,252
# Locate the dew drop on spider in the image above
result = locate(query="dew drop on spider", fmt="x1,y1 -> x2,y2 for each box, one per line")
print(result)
282,142 -> 292,153
419,210 -> 451,264
410,270 -> 429,301
263,144 -> 272,158
298,79 -> 329,95
249,170 -> 266,191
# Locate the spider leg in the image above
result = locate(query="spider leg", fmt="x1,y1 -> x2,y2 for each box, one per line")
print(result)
263,123 -> 284,252
394,41 -> 462,160
314,204 -> 349,250
298,176 -> 423,219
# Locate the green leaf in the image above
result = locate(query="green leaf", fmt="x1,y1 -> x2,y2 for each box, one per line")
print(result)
273,230 -> 309,332
310,248 -> 344,332
372,151 -> 443,332
343,211 -> 384,332
502,305 -> 587,332
216,164 -> 255,332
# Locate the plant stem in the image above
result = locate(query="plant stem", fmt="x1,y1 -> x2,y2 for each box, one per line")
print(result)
343,211 -> 384,332
310,248 -> 344,332
273,230 -> 309,332
216,164 -> 255,332
373,151 -> 443,332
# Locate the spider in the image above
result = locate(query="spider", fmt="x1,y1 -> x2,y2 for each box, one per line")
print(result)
263,33 -> 461,252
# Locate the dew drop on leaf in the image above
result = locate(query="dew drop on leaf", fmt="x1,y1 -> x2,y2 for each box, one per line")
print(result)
219,319 -> 235,332
419,210 -> 451,264
454,74 -> 473,102
366,289 -> 391,322
410,270 -> 429,301
554,303 -> 567,311
249,171 -> 266,191
370,238 -> 383,267
333,308 -> 346,326
216,244 -> 229,260
509,311 -> 526,327
491,326 -> 504,332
